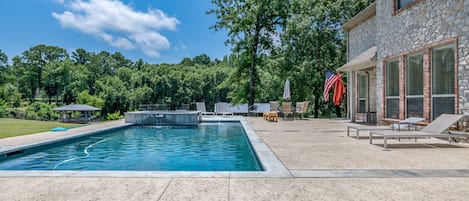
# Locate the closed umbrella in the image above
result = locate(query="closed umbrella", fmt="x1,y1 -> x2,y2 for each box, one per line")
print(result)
283,79 -> 291,101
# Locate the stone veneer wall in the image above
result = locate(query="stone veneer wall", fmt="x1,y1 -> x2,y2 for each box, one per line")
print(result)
347,14 -> 377,121
375,0 -> 469,120
348,16 -> 376,59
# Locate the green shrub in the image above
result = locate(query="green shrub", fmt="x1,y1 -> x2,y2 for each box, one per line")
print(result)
77,90 -> 104,109
106,111 -> 121,120
25,111 -> 39,120
0,99 -> 7,118
25,102 -> 54,121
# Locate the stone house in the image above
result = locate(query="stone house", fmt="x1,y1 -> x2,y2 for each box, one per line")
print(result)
338,0 -> 469,123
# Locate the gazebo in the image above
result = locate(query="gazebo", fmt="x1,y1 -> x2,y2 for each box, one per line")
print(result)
53,104 -> 101,123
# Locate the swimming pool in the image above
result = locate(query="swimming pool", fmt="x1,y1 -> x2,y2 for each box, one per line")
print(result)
0,122 -> 263,171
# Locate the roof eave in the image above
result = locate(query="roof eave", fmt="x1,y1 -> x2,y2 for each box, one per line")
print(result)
337,59 -> 376,72
341,2 -> 376,31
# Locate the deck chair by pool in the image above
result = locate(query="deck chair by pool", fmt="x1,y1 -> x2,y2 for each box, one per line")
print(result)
269,101 -> 279,111
295,101 -> 309,119
214,102 -> 234,116
281,102 -> 294,120
347,117 -> 426,138
196,102 -> 215,116
227,103 -> 248,115
263,101 -> 280,121
369,114 -> 468,149
249,103 -> 270,116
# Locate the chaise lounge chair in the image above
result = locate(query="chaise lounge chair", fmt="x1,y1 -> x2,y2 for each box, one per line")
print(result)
227,103 -> 248,115
369,114 -> 468,149
214,102 -> 234,116
347,117 -> 426,138
196,102 -> 215,116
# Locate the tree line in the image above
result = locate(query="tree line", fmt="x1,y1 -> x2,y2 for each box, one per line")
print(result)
0,46 -> 235,120
0,0 -> 373,120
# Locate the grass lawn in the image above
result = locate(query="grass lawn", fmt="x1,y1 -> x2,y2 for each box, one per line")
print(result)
0,118 -> 83,139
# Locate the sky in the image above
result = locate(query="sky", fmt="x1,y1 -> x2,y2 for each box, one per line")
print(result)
0,0 -> 231,64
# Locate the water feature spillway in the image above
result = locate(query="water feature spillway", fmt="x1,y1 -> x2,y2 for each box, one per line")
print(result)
124,111 -> 201,126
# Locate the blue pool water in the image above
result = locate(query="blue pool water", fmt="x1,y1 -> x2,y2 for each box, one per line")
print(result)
0,122 -> 263,171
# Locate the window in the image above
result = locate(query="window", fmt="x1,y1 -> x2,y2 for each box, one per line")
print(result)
406,53 -> 423,117
396,0 -> 416,10
358,74 -> 367,113
432,45 -> 455,119
385,59 -> 399,119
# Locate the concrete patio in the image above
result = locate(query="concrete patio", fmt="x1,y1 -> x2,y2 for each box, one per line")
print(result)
1,117 -> 469,200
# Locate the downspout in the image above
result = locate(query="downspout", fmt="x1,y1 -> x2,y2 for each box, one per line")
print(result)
345,30 -> 351,120
366,71 -> 370,113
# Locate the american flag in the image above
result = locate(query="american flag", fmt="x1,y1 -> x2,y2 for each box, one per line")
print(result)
323,71 -> 338,102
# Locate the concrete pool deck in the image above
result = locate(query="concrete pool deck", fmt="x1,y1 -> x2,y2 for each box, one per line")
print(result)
2,117 -> 469,200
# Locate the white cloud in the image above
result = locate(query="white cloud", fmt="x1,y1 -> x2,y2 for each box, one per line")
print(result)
52,0 -> 179,57
52,0 -> 65,4
174,44 -> 187,51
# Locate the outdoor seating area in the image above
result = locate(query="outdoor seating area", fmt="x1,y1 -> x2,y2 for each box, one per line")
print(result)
369,114 -> 469,149
345,114 -> 469,149
192,101 -> 309,122
53,104 -> 101,123
347,117 -> 425,138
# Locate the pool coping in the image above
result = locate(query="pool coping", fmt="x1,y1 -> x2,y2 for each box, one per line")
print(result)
0,116 -> 292,178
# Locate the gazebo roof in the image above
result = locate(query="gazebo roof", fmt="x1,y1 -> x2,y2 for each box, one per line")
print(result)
53,104 -> 101,111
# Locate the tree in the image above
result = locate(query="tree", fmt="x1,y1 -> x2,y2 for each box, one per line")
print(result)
77,90 -> 104,109
0,50 -> 10,86
21,45 -> 68,101
42,59 -> 74,104
208,0 -> 288,107
0,49 -> 7,67
179,57 -> 194,66
71,48 -> 91,65
95,76 -> 129,115
193,54 -> 211,66
279,0 -> 373,117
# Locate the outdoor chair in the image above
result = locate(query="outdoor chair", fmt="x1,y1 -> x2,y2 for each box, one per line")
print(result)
269,101 -> 279,111
281,102 -> 294,120
263,101 -> 279,122
138,104 -> 148,111
249,103 -> 270,116
196,102 -> 215,116
295,102 -> 304,113
214,102 -> 234,116
369,114 -> 469,149
295,101 -> 309,119
176,104 -> 190,111
227,103 -> 248,115
347,117 -> 426,138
